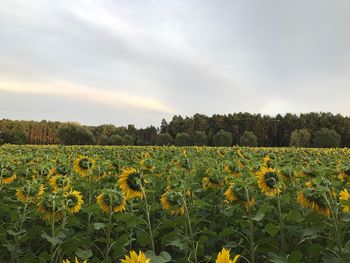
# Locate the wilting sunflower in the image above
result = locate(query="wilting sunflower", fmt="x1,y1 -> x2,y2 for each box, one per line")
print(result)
16,183 -> 44,203
96,189 -> 126,213
62,257 -> 87,263
37,193 -> 62,220
118,168 -> 144,199
121,250 -> 150,263
49,175 -> 71,192
339,188 -> 350,212
256,167 -> 282,197
224,184 -> 255,210
73,156 -> 95,177
160,190 -> 184,216
338,168 -> 350,184
262,155 -> 271,167
215,248 -> 240,263
223,162 -> 241,177
217,149 -> 225,158
63,190 -> 83,214
297,190 -> 330,217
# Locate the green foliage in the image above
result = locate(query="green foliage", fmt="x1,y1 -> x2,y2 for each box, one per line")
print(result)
289,129 -> 311,147
57,123 -> 95,145
212,129 -> 233,146
174,133 -> 192,146
313,128 -> 341,148
109,134 -> 124,145
193,131 -> 208,146
155,133 -> 173,146
239,131 -> 258,147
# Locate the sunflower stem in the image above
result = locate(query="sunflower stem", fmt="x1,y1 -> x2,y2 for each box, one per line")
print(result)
277,191 -> 286,252
141,186 -> 155,253
181,195 -> 198,263
50,197 -> 56,263
104,208 -> 113,263
244,187 -> 255,263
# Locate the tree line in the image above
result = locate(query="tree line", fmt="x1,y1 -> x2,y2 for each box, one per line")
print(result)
1,112 -> 350,147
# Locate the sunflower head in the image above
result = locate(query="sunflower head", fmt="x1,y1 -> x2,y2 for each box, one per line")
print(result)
121,250 -> 150,263
37,192 -> 63,220
118,168 -> 144,199
224,184 -> 255,210
160,190 -> 184,215
49,175 -> 71,192
297,189 -> 330,217
63,190 -> 84,214
96,189 -> 126,213
202,169 -> 224,190
1,165 -> 16,185
73,156 -> 95,177
215,248 -> 240,263
339,188 -> 350,212
16,183 -> 45,203
256,167 -> 282,197
62,257 -> 87,263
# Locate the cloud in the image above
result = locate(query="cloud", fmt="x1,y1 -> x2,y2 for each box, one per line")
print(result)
0,81 -> 175,114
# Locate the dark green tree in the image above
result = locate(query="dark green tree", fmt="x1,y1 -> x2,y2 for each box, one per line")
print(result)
193,131 -> 208,146
174,133 -> 192,146
155,133 -> 173,146
57,123 -> 95,145
313,128 -> 341,148
289,129 -> 311,147
109,134 -> 124,145
239,131 -> 258,147
213,129 -> 233,146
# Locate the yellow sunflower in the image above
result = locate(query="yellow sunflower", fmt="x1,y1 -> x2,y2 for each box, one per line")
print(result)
339,188 -> 350,212
62,257 -> 87,263
338,169 -> 350,184
256,167 -> 282,197
224,184 -> 255,210
37,193 -> 62,220
216,248 -> 240,263
73,156 -> 95,177
118,168 -> 144,199
63,190 -> 84,214
96,190 -> 126,213
160,191 -> 184,216
1,165 -> 16,185
16,183 -> 45,203
223,163 -> 241,177
49,175 -> 71,192
202,169 -> 224,190
121,250 -> 150,263
297,190 -> 330,217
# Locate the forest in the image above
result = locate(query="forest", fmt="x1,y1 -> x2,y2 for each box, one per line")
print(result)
1,112 -> 350,147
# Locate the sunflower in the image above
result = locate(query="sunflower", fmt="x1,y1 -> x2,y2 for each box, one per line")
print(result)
73,156 -> 95,177
202,168 -> 224,190
37,193 -> 62,220
49,175 -> 71,192
262,155 -> 271,167
338,168 -> 350,184
223,163 -> 241,177
256,167 -> 282,197
121,250 -> 150,263
215,248 -> 240,263
217,149 -> 225,158
339,188 -> 350,212
63,190 -> 83,214
297,190 -> 330,217
140,158 -> 155,172
16,183 -> 45,203
118,168 -> 144,199
62,257 -> 87,263
96,190 -> 126,213
160,191 -> 184,216
1,166 -> 16,185
224,184 -> 255,210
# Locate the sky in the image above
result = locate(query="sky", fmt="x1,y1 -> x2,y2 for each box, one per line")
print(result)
0,0 -> 350,127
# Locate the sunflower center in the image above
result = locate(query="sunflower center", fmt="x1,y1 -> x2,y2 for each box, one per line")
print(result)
103,192 -> 123,207
126,172 -> 143,191
79,159 -> 92,170
66,195 -> 78,208
264,172 -> 279,188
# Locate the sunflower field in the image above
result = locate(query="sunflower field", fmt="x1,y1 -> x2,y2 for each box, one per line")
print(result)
1,145 -> 350,263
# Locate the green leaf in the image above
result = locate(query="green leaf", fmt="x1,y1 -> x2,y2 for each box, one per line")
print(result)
288,250 -> 302,263
286,210 -> 304,223
167,239 -> 186,251
252,212 -> 265,221
219,226 -> 237,239
75,248 -> 93,260
340,213 -> 350,222
41,232 -> 65,246
145,251 -> 171,263
93,223 -> 107,230
265,223 -> 279,237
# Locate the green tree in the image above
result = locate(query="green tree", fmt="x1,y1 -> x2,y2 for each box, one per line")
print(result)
313,128 -> 341,148
213,129 -> 233,146
289,129 -> 311,147
57,123 -> 95,145
109,134 -> 124,145
174,133 -> 192,146
193,131 -> 208,146
155,133 -> 173,146
239,131 -> 258,147
122,135 -> 134,145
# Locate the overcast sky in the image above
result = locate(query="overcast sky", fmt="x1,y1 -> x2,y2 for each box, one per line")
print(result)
0,0 -> 349,127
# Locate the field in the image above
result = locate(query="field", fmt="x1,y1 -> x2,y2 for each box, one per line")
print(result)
0,145 -> 350,263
